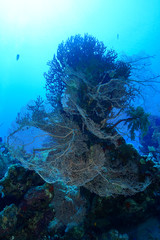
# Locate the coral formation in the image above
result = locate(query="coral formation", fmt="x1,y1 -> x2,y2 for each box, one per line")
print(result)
2,34 -> 160,239
8,34 -> 151,198
0,162 -> 160,239
0,164 -> 54,239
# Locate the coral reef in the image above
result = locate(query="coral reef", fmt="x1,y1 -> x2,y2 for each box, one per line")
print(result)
8,34 -> 151,198
1,34 -> 160,239
0,164 -> 54,239
0,142 -> 18,179
0,150 -> 159,239
140,115 -> 160,168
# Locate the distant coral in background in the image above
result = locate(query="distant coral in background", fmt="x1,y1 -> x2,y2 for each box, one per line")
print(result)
0,141 -> 18,179
140,115 -> 160,168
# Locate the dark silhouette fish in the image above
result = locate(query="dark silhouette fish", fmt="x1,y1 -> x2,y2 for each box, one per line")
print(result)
16,54 -> 20,61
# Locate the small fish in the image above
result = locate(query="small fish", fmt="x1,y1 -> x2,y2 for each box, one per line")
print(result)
16,54 -> 20,61
117,34 -> 119,40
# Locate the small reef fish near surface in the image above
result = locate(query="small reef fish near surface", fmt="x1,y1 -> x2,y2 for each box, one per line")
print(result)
16,54 -> 20,61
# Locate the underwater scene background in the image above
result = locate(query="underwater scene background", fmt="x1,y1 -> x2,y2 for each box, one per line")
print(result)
0,0 -> 160,239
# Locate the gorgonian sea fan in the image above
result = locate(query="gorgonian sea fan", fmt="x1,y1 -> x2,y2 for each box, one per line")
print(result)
8,34 -> 151,197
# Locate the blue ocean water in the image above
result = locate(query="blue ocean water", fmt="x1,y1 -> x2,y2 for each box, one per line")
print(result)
0,1 -> 160,239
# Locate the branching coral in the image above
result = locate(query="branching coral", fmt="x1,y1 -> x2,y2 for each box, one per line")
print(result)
7,34 -> 154,197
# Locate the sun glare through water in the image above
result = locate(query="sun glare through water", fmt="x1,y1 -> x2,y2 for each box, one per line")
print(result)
0,0 -> 73,38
